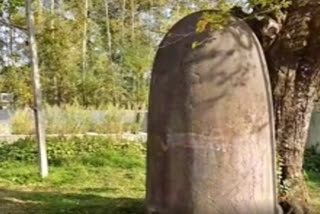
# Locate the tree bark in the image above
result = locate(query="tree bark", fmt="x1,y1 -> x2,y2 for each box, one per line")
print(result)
49,0 -> 60,106
104,0 -> 112,55
121,0 -> 126,44
8,13 -> 14,66
57,0 -> 64,15
261,1 -> 320,213
26,0 -> 49,179
38,0 -> 43,15
2,0 -> 15,66
81,0 -> 89,105
50,0 -> 55,28
130,0 -> 135,41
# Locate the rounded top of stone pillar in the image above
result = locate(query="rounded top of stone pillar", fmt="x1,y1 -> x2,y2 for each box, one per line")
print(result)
147,10 -> 277,214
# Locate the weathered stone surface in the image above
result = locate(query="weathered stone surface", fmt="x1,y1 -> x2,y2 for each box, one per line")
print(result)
146,11 -> 277,214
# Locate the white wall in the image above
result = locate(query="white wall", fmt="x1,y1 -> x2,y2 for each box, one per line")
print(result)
307,104 -> 320,152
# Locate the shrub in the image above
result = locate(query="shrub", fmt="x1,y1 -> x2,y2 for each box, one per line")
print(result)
304,146 -> 320,173
0,137 -> 146,167
11,108 -> 34,135
45,104 -> 94,134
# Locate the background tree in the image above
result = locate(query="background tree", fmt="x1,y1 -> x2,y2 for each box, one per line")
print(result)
1,0 -> 317,212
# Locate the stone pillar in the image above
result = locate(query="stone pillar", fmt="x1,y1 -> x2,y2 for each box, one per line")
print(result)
146,11 -> 277,214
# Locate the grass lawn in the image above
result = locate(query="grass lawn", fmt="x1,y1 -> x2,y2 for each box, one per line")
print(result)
0,137 -> 319,214
307,171 -> 320,213
0,138 -> 145,214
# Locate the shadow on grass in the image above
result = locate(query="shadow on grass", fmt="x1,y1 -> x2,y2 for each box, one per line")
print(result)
0,189 -> 145,214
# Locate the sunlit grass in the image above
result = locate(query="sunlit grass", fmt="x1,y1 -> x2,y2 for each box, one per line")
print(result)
0,138 -> 145,214
1,138 -> 320,214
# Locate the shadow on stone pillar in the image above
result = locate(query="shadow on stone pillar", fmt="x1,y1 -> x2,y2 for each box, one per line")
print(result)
146,10 -> 277,214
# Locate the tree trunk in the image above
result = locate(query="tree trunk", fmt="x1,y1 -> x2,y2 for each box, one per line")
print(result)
8,13 -> 14,66
50,0 -> 55,28
104,0 -> 112,55
121,0 -> 126,44
57,0 -> 64,15
130,0 -> 135,41
49,0 -> 60,106
2,0 -> 14,66
26,0 -> 49,179
38,0 -> 43,15
81,0 -> 89,105
261,1 -> 320,213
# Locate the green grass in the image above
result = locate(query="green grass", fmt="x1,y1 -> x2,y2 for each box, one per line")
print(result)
0,138 -> 145,214
305,147 -> 320,213
1,138 -> 320,214
307,171 -> 320,213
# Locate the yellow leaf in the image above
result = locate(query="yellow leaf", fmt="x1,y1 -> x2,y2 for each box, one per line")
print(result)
192,41 -> 200,49
196,20 -> 208,33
